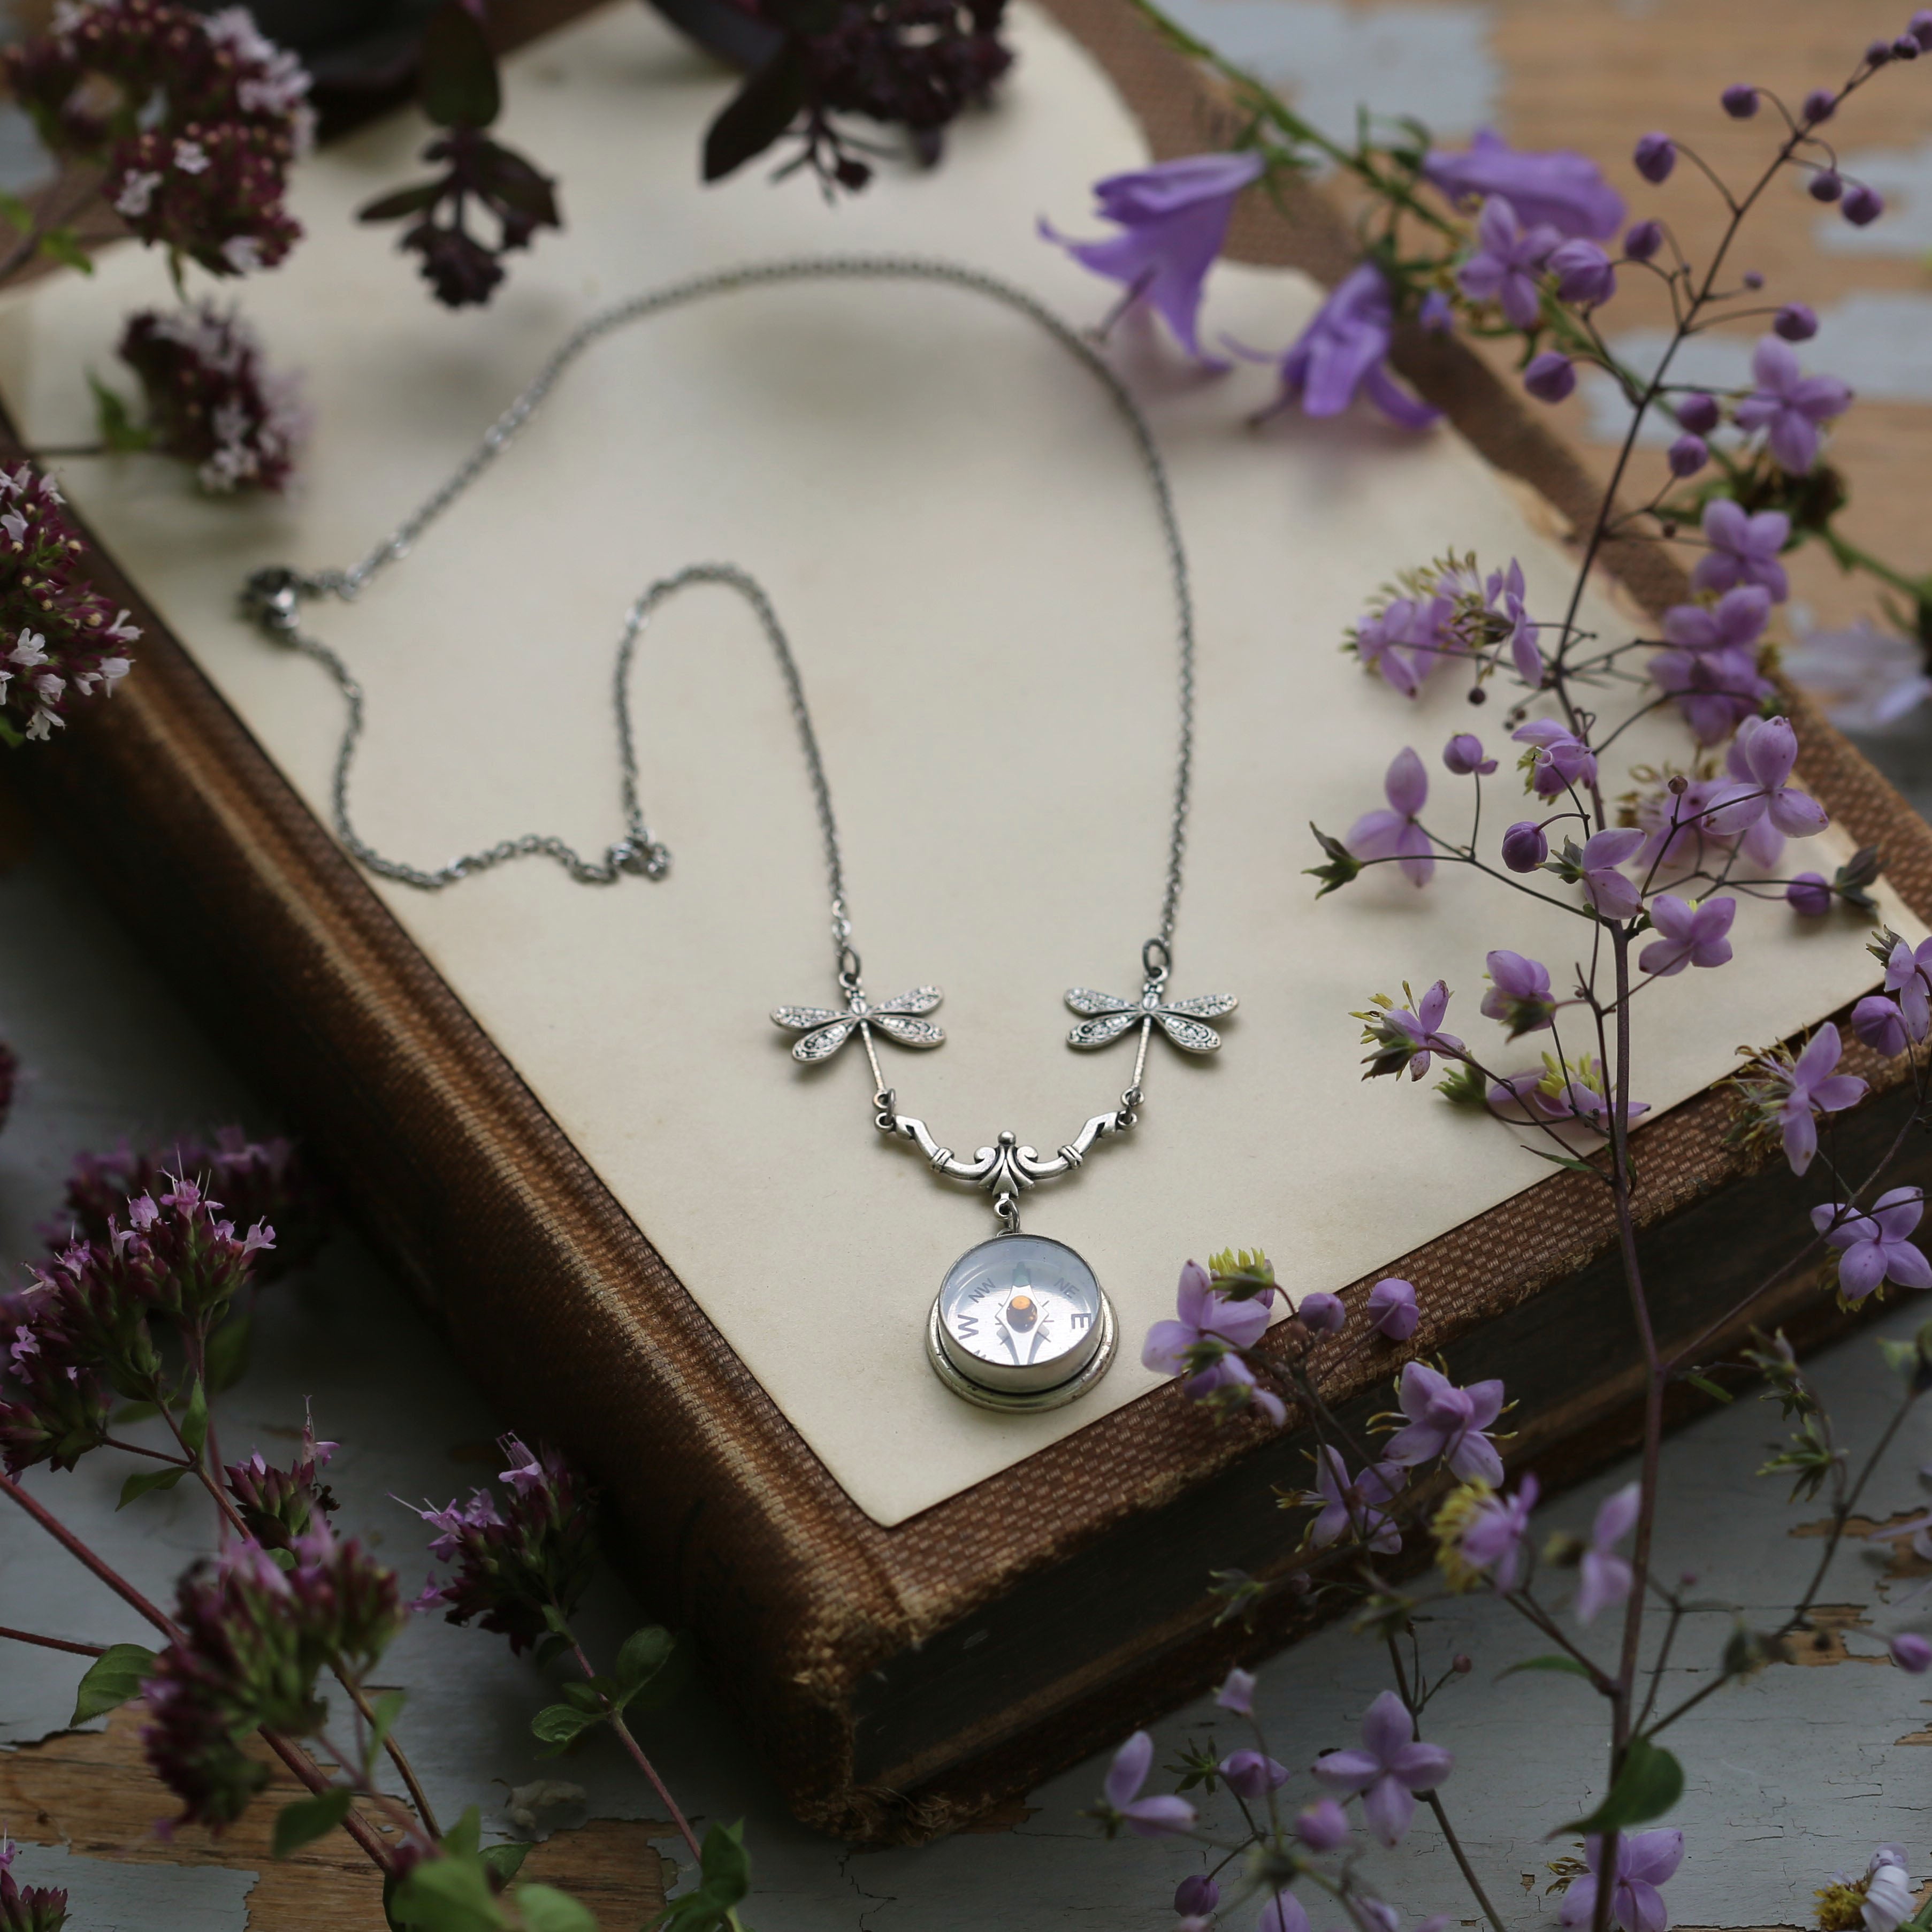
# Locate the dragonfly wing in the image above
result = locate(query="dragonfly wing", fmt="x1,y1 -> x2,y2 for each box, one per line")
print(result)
1065,987 -> 1134,1018
874,986 -> 943,1017
1067,1009 -> 1141,1050
870,1012 -> 945,1049
1155,1010 -> 1221,1053
1163,992 -> 1239,1020
773,1004 -> 846,1033
791,1019 -> 854,1063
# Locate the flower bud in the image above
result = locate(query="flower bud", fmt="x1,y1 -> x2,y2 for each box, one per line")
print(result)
1296,1290 -> 1346,1334
1668,434 -> 1708,477
1742,270 -> 1765,290
1775,303 -> 1819,342
1452,1652 -> 1474,1674
1676,391 -> 1720,434
1633,132 -> 1676,182
1219,1748 -> 1291,1800
1808,169 -> 1844,203
1524,351 -> 1576,402
1175,1874 -> 1221,1916
1914,11 -> 1932,51
1786,871 -> 1832,917
1852,994 -> 1910,1059
1367,1276 -> 1419,1340
1295,1798 -> 1350,1852
1549,238 -> 1616,307
1802,87 -> 1837,124
1845,184 -> 1886,226
1891,1632 -> 1931,1673
1867,38 -> 1895,64
1894,33 -> 1922,58
1624,218 -> 1664,261
1721,83 -> 1760,117
1501,820 -> 1548,873
1443,732 -> 1494,775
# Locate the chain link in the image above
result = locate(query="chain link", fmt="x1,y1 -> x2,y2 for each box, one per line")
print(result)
247,255 -> 1197,973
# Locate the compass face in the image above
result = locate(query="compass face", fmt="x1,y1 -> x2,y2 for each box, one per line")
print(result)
934,1234 -> 1108,1396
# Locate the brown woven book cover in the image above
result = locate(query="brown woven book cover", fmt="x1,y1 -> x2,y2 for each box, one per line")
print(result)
11,0 -> 1931,1845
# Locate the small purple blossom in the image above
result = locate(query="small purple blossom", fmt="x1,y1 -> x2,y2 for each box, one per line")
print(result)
1691,499 -> 1791,601
1418,288 -> 1454,332
1575,1481 -> 1639,1624
1444,732 -> 1496,775
1559,1829 -> 1685,1932
1460,1472 -> 1540,1591
1261,262 -> 1440,430
1810,1189 -> 1932,1301
1633,132 -> 1675,183
1216,1666 -> 1256,1716
1296,1798 -> 1349,1851
1384,1361 -> 1506,1484
1423,128 -> 1625,238
1667,433 -> 1708,477
1458,195 -> 1560,327
1638,895 -> 1736,976
1676,391 -> 1720,434
1260,1893 -> 1312,1932
1721,83 -> 1759,117
1297,1290 -> 1346,1333
1775,302 -> 1819,341
1367,1276 -> 1419,1340
1844,182 -> 1886,226
1732,335 -> 1852,475
1219,1748 -> 1290,1799
1355,592 -> 1455,699
1577,827 -> 1646,920
1481,949 -> 1556,1037
1524,351 -> 1577,402
1660,585 -> 1771,653
1706,715 -> 1829,842
1736,1022 -> 1868,1175
1892,1632 -> 1932,1673
1513,717 -> 1597,798
1886,935 -> 1932,1037
1043,151 -> 1265,364
1549,237 -> 1616,306
1782,616 -> 1932,732
1648,644 -> 1773,745
1302,1445 -> 1404,1554
1176,1875 -> 1220,1918
1501,820 -> 1548,872
1144,1259 -> 1271,1373
1851,994 -> 1910,1057
1349,747 -> 1434,887
1312,1690 -> 1454,1846
1101,1731 -> 1196,1837
1358,980 -> 1465,1081
1624,218 -> 1664,259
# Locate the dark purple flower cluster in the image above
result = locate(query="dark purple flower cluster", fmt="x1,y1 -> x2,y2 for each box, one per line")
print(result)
411,1435 -> 598,1654
0,463 -> 138,746
142,1525 -> 403,1829
0,1839 -> 66,1932
56,1128 -> 323,1284
705,0 -> 1012,196
224,1420 -> 339,1551
113,305 -> 307,495
4,2 -> 310,279
0,1264 -> 118,1476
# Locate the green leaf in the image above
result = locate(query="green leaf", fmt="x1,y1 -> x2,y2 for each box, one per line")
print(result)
387,1849 -> 506,1932
615,1625 -> 674,1690
117,1464 -> 186,1509
357,179 -> 445,225
1679,1370 -> 1734,1404
0,188 -> 29,228
541,1604 -> 574,1638
479,1843 -> 531,1884
511,1884 -> 597,1932
70,1642 -> 157,1725
615,1629 -> 691,1714
178,1376 -> 209,1461
204,1313 -> 254,1395
1525,1146 -> 1606,1180
1553,1737 -> 1684,1836
532,1632 -> 571,1669
272,1787 -> 355,1858
530,1703 -> 593,1747
363,1689 -> 408,1773
419,1 -> 501,128
37,226 -> 93,274
701,45 -> 806,184
656,1821 -> 752,1932
559,1679 -> 609,1713
88,372 -> 152,454
443,1806 -> 484,1859
1498,1654 -> 1595,1683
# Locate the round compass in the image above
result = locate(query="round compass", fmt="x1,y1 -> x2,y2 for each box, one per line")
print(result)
927,1233 -> 1117,1411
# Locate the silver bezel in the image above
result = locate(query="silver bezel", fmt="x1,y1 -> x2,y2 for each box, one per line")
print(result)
925,1288 -> 1118,1412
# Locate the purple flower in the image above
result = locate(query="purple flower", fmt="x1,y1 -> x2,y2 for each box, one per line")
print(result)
1042,152 -> 1265,364
1782,616 -> 1932,732
1176,1874 -> 1220,1918
1513,717 -> 1597,798
1418,288 -> 1454,332
1423,128 -> 1625,239
1575,1481 -> 1639,1623
1660,585 -> 1770,653
1358,980 -> 1464,1081
1732,336 -> 1852,475
1297,1290 -> 1346,1333
1705,715 -> 1829,842
1460,1473 -> 1540,1590
1295,1798 -> 1349,1851
1722,82 -> 1759,117
1851,994 -> 1909,1057
1676,391 -> 1720,434
1367,1276 -> 1419,1340
1481,950 -> 1556,1037
1101,1731 -> 1196,1837
1624,218 -> 1664,260
1302,1445 -> 1404,1554
1648,644 -> 1771,745
1355,592 -> 1456,698
0,1836 -> 67,1932
1384,1361 -> 1506,1483
1458,196 -> 1560,327
1811,1189 -> 1932,1301
1810,168 -> 1845,203
1803,88 -> 1837,125
1501,820 -> 1548,872
1892,1632 -> 1932,1673
1144,1258 -> 1271,1374
1349,747 -> 1434,887
1260,1893 -> 1312,1932
1915,12 -> 1932,50
1667,434 -> 1708,477
1263,262 -> 1440,430
1734,1022 -> 1868,1175
1691,499 -> 1791,601
1638,895 -> 1736,976
1524,351 -> 1577,402
1219,1748 -> 1290,1799
1312,1690 -> 1454,1845
1776,302 -> 1819,342
1633,132 -> 1676,183
1844,183 -> 1886,226
1559,1829 -> 1685,1932
1444,732 -> 1496,775
1886,936 -> 1932,1038
1577,827 -> 1646,920
1217,1666 -> 1256,1715
1550,238 -> 1616,306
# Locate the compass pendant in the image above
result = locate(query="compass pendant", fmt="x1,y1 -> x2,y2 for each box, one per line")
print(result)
927,1232 -> 1118,1412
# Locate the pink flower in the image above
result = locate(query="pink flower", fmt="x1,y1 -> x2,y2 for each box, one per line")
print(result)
1312,1690 -> 1453,1845
1349,747 -> 1434,887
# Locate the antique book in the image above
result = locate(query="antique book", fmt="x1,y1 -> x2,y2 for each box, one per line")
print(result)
5,0 -> 1928,1844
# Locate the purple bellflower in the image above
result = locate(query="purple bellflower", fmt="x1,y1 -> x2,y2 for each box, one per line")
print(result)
1368,1277 -> 1419,1339
1810,1189 -> 1932,1301
1101,1731 -> 1196,1837
1302,1445 -> 1404,1554
1706,715 -> 1829,842
1638,895 -> 1737,976
1559,1830 -> 1685,1932
1457,196 -> 1561,327
1422,128 -> 1626,238
1312,1690 -> 1454,1846
1384,1361 -> 1506,1484
1691,499 -> 1791,600
1513,717 -> 1598,798
1042,151 -> 1265,364
1575,1481 -> 1639,1623
1732,335 -> 1852,474
1259,262 -> 1440,430
1349,747 -> 1434,885
1481,950 -> 1556,1037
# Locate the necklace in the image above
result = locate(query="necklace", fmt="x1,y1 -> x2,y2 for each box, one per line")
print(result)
239,255 -> 1235,1413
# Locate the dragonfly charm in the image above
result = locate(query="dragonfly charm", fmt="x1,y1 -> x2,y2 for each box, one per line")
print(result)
772,985 -> 945,1064
1064,983 -> 1238,1054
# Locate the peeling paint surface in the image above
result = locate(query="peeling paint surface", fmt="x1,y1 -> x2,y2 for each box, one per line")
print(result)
1,1841 -> 256,1931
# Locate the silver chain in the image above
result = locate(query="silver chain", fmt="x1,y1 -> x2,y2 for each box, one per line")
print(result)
241,254 -> 1197,978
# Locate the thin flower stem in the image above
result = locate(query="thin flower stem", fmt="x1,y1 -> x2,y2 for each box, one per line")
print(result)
567,1636 -> 703,1866
0,167 -> 100,287
103,1437 -> 190,1464
0,1623 -> 106,1658
337,1670 -> 441,1839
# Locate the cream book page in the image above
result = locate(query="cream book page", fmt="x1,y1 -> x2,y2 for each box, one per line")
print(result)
0,1 -> 1912,1525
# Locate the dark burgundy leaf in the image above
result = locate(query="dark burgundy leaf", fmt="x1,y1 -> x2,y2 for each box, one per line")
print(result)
356,179 -> 444,224
703,43 -> 808,181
